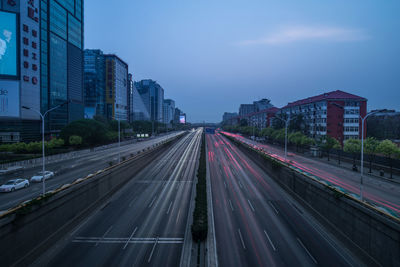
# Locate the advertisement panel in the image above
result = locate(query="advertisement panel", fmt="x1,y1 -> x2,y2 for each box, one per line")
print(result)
0,80 -> 20,117
179,115 -> 186,124
0,10 -> 17,77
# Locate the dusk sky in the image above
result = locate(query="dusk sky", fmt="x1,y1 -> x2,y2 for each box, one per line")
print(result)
85,0 -> 400,123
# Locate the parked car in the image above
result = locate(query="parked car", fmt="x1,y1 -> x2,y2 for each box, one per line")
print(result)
0,179 -> 30,192
30,171 -> 55,182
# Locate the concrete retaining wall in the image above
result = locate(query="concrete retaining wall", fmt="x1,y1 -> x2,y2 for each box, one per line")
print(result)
0,135 -> 181,266
232,137 -> 400,267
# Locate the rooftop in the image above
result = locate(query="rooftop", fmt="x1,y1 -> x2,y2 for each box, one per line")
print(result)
282,90 -> 366,109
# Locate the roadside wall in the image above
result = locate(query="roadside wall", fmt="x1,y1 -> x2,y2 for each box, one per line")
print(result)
231,137 -> 400,267
0,135 -> 182,266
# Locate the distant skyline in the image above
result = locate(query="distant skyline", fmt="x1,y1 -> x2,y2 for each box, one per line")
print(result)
85,0 -> 400,122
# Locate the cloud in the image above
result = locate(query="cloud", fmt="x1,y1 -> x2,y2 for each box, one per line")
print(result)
236,26 -> 369,46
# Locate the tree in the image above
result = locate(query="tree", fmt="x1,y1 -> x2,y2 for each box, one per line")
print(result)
344,139 -> 361,170
321,136 -> 341,161
288,132 -> 304,152
69,135 -> 82,147
240,119 -> 248,127
377,139 -> 399,178
60,119 -> 109,146
364,137 -> 379,173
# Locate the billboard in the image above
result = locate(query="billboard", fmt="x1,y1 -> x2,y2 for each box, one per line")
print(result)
0,80 -> 20,117
179,115 -> 186,124
0,11 -> 17,77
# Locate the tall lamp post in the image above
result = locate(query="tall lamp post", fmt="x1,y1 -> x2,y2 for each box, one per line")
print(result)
331,102 -> 384,201
274,113 -> 293,162
22,101 -> 69,196
112,115 -> 121,163
359,109 -> 384,200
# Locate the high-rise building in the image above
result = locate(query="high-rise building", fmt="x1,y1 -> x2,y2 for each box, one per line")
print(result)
84,49 -> 105,118
163,99 -> 175,125
174,107 -> 182,124
135,79 -> 164,122
128,74 -> 150,122
104,54 -> 129,121
41,0 -> 84,135
239,104 -> 255,117
222,112 -> 238,122
253,99 -> 273,112
0,0 -> 41,142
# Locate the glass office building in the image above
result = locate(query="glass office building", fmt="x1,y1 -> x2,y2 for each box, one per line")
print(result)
41,0 -> 84,135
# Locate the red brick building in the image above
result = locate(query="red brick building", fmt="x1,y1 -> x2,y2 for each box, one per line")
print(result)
279,90 -> 367,144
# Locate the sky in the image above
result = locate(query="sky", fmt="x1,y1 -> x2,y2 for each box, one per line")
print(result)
85,0 -> 400,123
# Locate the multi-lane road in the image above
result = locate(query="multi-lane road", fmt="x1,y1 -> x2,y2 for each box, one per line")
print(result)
0,132 -> 183,212
224,132 -> 400,217
34,129 -> 202,267
207,132 -> 361,267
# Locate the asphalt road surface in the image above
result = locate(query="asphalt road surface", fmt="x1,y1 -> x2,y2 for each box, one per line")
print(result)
0,132 -> 183,212
225,132 -> 400,218
34,128 -> 202,267
207,132 -> 361,267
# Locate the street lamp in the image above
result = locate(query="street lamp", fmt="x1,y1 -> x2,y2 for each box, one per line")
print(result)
274,113 -> 293,162
331,102 -> 385,201
112,115 -> 121,163
22,100 -> 69,196
359,109 -> 385,200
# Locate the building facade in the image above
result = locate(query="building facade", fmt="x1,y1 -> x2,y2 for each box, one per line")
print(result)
41,0 -> 84,135
105,54 -> 128,121
246,107 -> 279,129
279,90 -> 367,143
0,0 -> 42,142
135,79 -> 164,123
239,104 -> 255,117
128,75 -> 150,122
222,112 -> 238,123
83,49 -> 105,118
163,99 -> 175,126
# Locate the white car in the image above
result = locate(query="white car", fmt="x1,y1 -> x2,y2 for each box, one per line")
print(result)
0,179 -> 30,192
30,171 -> 55,182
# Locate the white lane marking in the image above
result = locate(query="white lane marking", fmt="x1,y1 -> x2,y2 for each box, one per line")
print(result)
238,229 -> 246,250
123,227 -> 138,250
148,196 -> 157,208
297,238 -> 318,264
176,209 -> 181,225
95,225 -> 113,246
247,199 -> 255,213
228,199 -> 234,211
148,236 -> 159,263
264,230 -> 276,251
223,181 -> 227,189
239,180 -> 244,189
167,201 -> 173,214
269,201 -> 279,214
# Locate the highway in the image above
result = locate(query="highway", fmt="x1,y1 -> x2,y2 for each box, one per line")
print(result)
34,128 -> 202,267
207,132 -> 361,267
224,132 -> 400,218
0,132 -> 183,212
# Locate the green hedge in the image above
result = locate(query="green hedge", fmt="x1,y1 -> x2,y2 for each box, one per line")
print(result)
191,131 -> 208,242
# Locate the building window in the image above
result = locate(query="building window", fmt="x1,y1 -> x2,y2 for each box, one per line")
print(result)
24,61 -> 29,68
23,24 -> 29,32
32,64 -> 38,71
23,37 -> 29,45
32,30 -> 38,37
23,49 -> 29,57
32,41 -> 37,49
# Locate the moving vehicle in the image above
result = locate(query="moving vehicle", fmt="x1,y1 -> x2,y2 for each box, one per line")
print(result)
0,179 -> 30,192
30,171 -> 55,182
